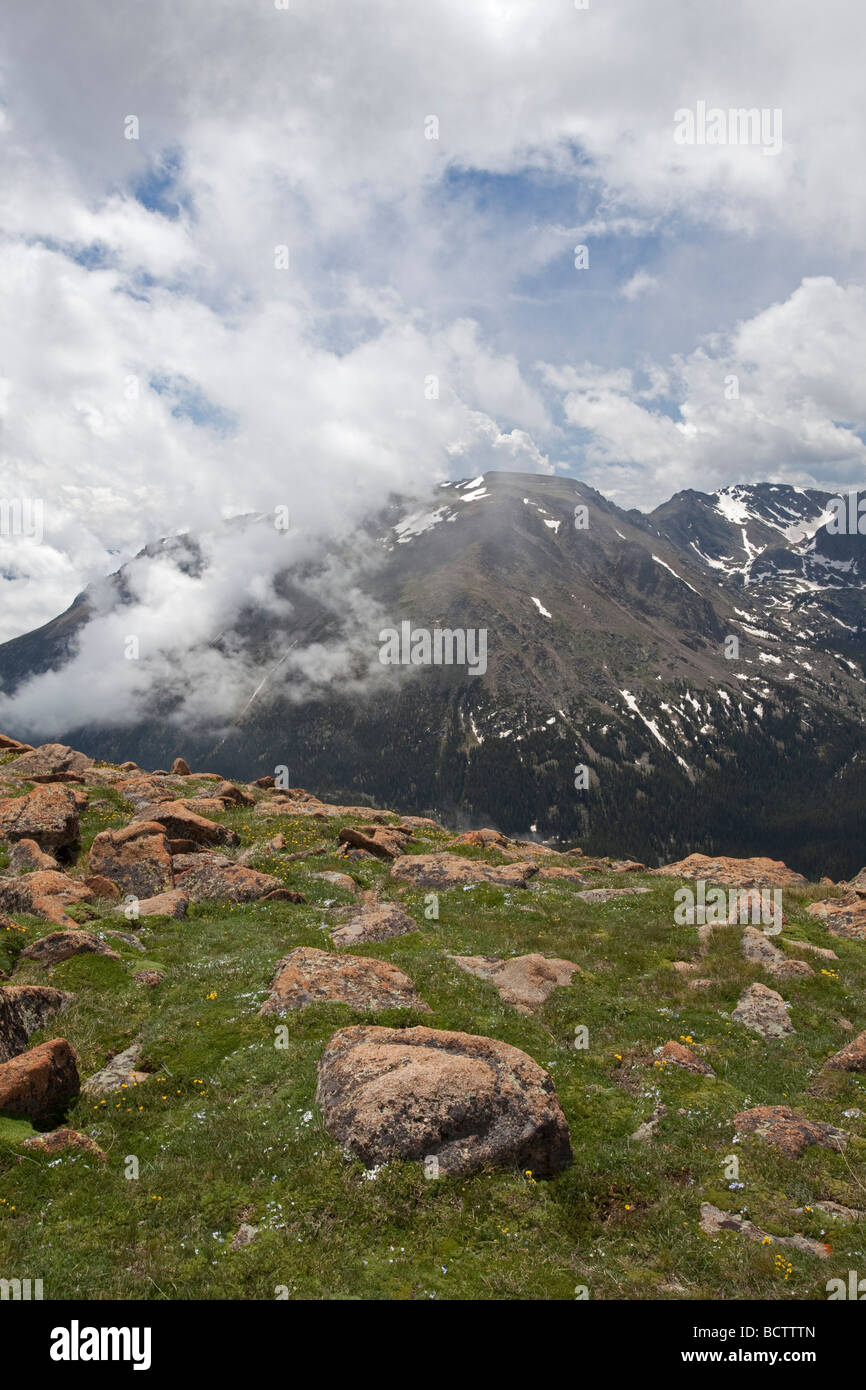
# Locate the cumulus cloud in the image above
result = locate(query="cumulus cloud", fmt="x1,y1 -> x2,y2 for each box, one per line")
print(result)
545,277 -> 866,507
0,0 -> 864,731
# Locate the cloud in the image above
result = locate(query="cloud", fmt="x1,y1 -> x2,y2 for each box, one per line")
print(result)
0,0 -> 864,703
546,277 -> 866,506
620,271 -> 660,302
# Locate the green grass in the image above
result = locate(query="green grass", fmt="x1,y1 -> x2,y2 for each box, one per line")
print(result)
1,789 -> 865,1299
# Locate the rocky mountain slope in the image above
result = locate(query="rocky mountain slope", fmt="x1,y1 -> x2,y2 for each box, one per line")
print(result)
1,473 -> 864,877
1,738 -> 865,1301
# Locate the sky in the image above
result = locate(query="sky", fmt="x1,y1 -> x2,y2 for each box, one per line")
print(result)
1,0 -> 865,649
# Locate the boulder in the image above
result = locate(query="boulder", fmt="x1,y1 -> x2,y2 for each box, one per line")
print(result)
82,1042 -> 147,1097
20,930 -> 120,967
740,926 -> 814,980
824,1030 -> 866,1072
450,828 -> 510,850
453,953 -> 580,1014
9,743 -> 94,778
652,854 -> 806,888
0,984 -> 72,1062
120,889 -> 189,920
390,853 -> 537,891
733,1105 -> 847,1158
261,947 -> 430,1015
338,826 -> 410,860
313,872 -> 357,893
115,775 -> 176,812
807,897 -> 866,940
22,1128 -> 106,1162
7,839 -> 59,874
316,1024 -> 572,1177
535,866 -> 587,887
83,874 -> 122,902
731,981 -> 794,1038
0,735 -> 33,752
0,784 -> 81,852
170,757 -> 191,776
134,800 -> 237,846
331,901 -> 418,948
0,871 -> 94,926
213,781 -> 254,806
0,1037 -> 80,1127
172,861 -> 284,903
168,838 -> 201,856
88,821 -> 174,897
847,867 -> 866,896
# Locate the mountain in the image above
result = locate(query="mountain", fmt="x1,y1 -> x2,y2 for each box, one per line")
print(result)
1,471 -> 864,876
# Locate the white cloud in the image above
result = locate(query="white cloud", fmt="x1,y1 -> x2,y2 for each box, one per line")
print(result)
620,271 -> 660,302
0,0 -> 864,657
548,277 -> 866,506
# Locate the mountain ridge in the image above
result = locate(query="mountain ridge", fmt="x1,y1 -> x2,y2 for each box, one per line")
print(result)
1,471 -> 863,876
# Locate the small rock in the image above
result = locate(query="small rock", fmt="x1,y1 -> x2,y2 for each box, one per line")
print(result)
699,1202 -> 830,1258
20,930 -> 121,967
453,953 -> 580,1015
824,1030 -> 866,1072
573,887 -> 652,903
331,902 -> 418,948
170,758 -> 191,776
338,826 -> 410,860
313,872 -> 357,892
731,982 -> 794,1039
740,926 -> 814,980
808,898 -> 866,940
83,874 -> 122,902
22,1128 -> 106,1162
82,1042 -> 148,1097
733,1105 -> 847,1158
133,801 -> 237,847
8,839 -> 59,874
173,862 -> 285,903
261,947 -> 429,1015
654,1040 -> 715,1076
120,889 -> 188,920
780,937 -> 838,962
